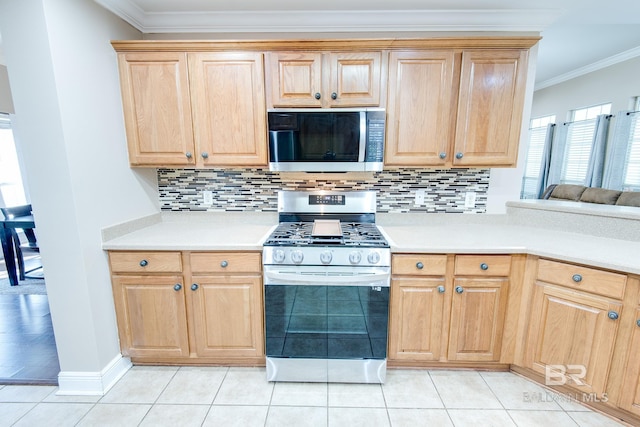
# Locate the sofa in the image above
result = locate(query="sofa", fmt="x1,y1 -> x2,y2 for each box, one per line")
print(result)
541,184 -> 640,207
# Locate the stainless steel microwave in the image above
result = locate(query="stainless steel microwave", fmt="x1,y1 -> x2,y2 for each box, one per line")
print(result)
267,108 -> 385,172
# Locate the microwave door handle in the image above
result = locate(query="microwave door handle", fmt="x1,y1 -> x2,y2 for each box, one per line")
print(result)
264,270 -> 389,286
358,111 -> 366,162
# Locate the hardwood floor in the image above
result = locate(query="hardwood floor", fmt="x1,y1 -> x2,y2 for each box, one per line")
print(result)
0,254 -> 59,385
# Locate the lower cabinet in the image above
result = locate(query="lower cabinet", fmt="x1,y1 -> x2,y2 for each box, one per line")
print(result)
618,304 -> 640,416
524,259 -> 625,397
388,253 -> 511,363
109,250 -> 264,364
112,274 -> 190,359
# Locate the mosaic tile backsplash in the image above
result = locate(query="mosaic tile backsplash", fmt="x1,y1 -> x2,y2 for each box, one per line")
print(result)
158,168 -> 489,213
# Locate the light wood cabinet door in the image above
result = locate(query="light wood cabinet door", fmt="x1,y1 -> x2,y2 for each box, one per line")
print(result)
117,52 -> 195,166
189,52 -> 268,166
267,51 -> 382,108
268,52 -> 323,107
448,278 -> 508,362
618,307 -> 640,416
188,275 -> 264,358
385,50 -> 456,166
112,275 -> 189,358
328,52 -> 381,107
526,282 -> 621,395
453,49 -> 528,167
388,277 -> 447,361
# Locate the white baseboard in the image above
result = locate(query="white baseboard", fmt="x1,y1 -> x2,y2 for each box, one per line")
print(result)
56,354 -> 132,395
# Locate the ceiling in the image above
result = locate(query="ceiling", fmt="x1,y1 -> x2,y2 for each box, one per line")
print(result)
93,0 -> 640,90
2,1 -> 640,91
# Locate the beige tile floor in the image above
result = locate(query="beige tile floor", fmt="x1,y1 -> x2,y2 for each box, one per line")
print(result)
0,366 -> 628,426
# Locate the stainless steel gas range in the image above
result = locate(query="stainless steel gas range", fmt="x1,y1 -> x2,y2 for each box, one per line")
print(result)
263,190 -> 390,383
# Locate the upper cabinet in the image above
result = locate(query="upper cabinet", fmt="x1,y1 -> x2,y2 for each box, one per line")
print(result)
267,51 -> 383,108
453,49 -> 528,167
188,52 -> 267,166
112,38 -> 537,170
116,50 -> 267,168
385,47 -> 530,168
117,52 -> 195,166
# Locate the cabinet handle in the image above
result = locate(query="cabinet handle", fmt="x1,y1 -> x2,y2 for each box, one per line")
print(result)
636,319 -> 640,327
201,152 -> 209,159
416,262 -> 424,270
455,286 -> 464,294
221,260 -> 228,268
455,152 -> 464,159
139,259 -> 148,267
191,283 -> 199,291
173,284 -> 182,291
437,285 -> 445,294
480,263 -> 489,271
572,274 -> 582,283
314,92 -> 321,100
331,92 -> 337,100
185,151 -> 193,159
439,152 -> 446,159
608,310 -> 619,320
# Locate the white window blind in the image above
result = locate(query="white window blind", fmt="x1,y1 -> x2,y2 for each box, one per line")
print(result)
560,103 -> 611,185
521,115 -> 555,199
623,113 -> 640,190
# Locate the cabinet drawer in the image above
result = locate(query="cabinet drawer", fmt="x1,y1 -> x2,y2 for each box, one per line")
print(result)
392,254 -> 447,276
109,251 -> 182,273
537,259 -> 627,300
455,255 -> 511,276
190,252 -> 261,274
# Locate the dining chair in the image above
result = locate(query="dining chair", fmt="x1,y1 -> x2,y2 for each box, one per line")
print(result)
0,204 -> 41,280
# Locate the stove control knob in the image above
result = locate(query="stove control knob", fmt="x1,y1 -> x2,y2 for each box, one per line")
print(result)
320,250 -> 332,265
367,251 -> 381,264
349,251 -> 362,265
273,249 -> 286,263
291,250 -> 304,264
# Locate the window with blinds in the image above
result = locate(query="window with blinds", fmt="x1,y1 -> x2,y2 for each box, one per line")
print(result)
521,115 -> 555,199
560,103 -> 611,185
623,113 -> 640,190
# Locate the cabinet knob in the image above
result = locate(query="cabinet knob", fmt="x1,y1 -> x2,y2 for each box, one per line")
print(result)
185,151 -> 193,159
173,284 -> 182,291
572,274 -> 582,283
437,285 -> 445,294
480,263 -> 489,271
608,310 -> 619,321
331,92 -> 337,100
439,152 -> 446,159
314,92 -> 321,100
455,286 -> 464,294
191,283 -> 199,291
455,152 -> 464,159
201,152 -> 209,159
636,319 -> 640,327
416,262 -> 424,270
139,259 -> 148,267
221,260 -> 228,268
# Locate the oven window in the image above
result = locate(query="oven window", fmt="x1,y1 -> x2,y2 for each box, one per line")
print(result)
265,285 -> 389,360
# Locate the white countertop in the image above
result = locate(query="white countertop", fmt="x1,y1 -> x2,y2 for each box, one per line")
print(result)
102,204 -> 640,275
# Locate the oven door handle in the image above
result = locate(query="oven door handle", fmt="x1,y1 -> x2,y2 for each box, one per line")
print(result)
264,270 -> 390,286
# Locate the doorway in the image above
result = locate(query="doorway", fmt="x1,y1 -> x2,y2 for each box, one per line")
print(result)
0,114 -> 59,384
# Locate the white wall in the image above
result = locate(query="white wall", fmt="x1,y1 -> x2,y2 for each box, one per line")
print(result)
0,65 -> 13,113
532,56 -> 640,121
0,0 -> 158,391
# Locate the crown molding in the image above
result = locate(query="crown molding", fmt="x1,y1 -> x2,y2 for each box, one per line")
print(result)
94,0 -> 559,33
535,45 -> 640,91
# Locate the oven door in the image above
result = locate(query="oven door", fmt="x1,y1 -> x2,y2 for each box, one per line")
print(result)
263,266 -> 390,382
